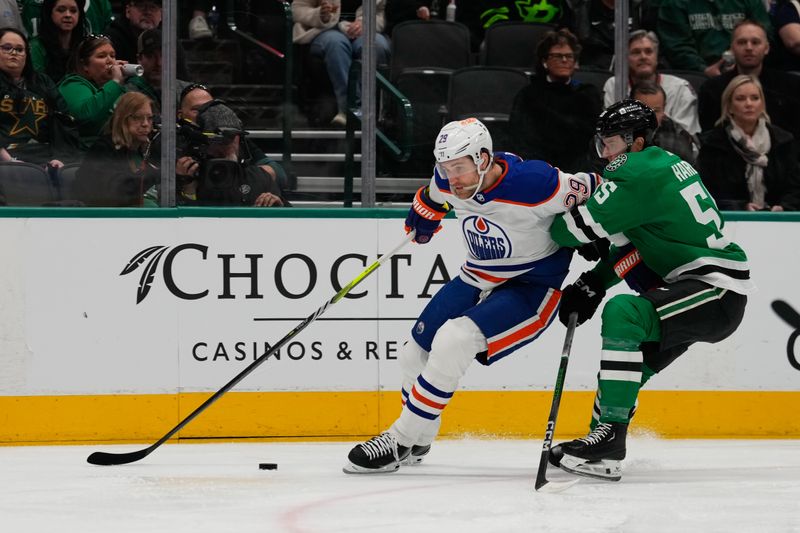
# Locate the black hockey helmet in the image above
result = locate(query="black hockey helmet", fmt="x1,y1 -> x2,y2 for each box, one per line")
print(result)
595,99 -> 658,153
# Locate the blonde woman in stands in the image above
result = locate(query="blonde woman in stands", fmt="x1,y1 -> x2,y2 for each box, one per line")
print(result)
697,75 -> 800,211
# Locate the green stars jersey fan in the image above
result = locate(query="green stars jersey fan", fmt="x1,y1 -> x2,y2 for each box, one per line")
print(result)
550,146 -> 755,295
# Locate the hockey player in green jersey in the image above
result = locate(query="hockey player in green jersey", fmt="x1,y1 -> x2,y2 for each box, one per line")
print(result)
548,99 -> 755,481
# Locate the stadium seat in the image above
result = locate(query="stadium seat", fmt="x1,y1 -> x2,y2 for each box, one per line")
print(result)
0,162 -> 56,206
388,20 -> 472,176
572,67 -> 612,94
481,21 -> 556,74
446,66 -> 530,148
57,163 -> 81,203
389,20 -> 472,82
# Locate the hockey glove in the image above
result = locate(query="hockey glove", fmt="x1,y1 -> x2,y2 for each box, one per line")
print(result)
405,186 -> 450,244
559,270 -> 607,326
610,243 -> 664,294
576,238 -> 610,262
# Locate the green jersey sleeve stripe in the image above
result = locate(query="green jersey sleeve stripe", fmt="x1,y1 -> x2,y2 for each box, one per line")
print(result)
563,207 -> 593,244
566,205 -> 610,243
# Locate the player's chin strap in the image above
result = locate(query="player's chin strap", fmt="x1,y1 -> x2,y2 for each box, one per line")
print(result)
463,152 -> 494,200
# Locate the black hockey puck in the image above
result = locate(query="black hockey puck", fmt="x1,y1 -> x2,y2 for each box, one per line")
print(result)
258,463 -> 278,470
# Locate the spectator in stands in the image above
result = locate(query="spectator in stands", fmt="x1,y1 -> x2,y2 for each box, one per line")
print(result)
21,0 -> 111,35
0,0 -> 25,31
59,35 -> 131,150
604,30 -> 700,134
509,28 -> 602,173
0,28 -> 79,166
74,91 -> 159,206
106,0 -> 162,64
126,28 -> 190,113
292,0 -> 391,127
125,28 -> 160,105
29,0 -> 88,83
657,0 -> 771,76
176,100 -> 288,207
771,0 -> 800,71
177,84 -> 289,190
697,75 -> 800,211
631,80 -> 700,164
698,20 -> 800,140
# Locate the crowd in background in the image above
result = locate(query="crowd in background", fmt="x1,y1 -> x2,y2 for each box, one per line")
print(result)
0,0 -> 289,207
0,0 -> 798,210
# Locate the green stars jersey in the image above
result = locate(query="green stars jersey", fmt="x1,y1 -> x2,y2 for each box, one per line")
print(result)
550,146 -> 755,295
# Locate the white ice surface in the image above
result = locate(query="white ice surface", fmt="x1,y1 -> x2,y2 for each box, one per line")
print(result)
1,438 -> 798,533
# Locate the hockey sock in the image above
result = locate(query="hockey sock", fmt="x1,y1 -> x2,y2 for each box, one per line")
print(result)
390,317 -> 486,446
597,295 -> 660,424
390,374 -> 454,446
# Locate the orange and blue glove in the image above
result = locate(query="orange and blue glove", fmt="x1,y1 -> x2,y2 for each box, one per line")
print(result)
404,186 -> 450,244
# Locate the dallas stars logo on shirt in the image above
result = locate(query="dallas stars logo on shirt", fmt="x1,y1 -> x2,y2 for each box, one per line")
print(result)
1,95 -> 48,138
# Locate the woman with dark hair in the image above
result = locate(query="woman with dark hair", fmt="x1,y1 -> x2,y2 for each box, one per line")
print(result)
30,0 -> 88,83
0,27 -> 79,166
74,91 -> 159,206
697,74 -> 800,211
57,34 -> 129,150
508,28 -> 602,173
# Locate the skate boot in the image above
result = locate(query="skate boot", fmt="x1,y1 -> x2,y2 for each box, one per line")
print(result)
548,443 -> 565,468
558,422 -> 627,481
343,432 -> 411,474
400,444 -> 431,466
549,403 -> 636,468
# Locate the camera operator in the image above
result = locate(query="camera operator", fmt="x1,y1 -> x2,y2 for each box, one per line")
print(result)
177,83 -> 288,189
176,100 -> 289,207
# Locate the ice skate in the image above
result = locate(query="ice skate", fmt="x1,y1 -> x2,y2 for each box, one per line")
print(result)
558,422 -> 627,481
400,444 -> 431,466
550,403 -> 636,468
343,433 -> 410,474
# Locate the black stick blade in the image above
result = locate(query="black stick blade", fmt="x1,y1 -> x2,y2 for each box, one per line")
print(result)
772,300 -> 800,329
87,448 -> 151,466
536,478 -> 579,492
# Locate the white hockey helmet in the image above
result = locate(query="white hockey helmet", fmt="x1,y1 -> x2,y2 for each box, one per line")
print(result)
433,118 -> 493,199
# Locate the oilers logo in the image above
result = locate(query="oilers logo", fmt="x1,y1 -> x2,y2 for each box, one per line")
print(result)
462,216 -> 511,260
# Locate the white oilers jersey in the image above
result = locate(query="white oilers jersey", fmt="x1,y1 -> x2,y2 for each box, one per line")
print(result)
429,152 -> 601,290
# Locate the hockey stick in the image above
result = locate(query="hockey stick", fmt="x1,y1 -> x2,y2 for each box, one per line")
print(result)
772,300 -> 800,329
534,312 -> 580,493
87,232 -> 416,466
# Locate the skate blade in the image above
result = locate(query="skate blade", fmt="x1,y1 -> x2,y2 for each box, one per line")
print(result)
400,449 -> 429,466
342,461 -> 400,474
559,454 -> 622,482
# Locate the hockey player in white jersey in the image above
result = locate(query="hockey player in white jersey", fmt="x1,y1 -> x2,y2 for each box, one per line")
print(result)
343,118 -> 602,474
